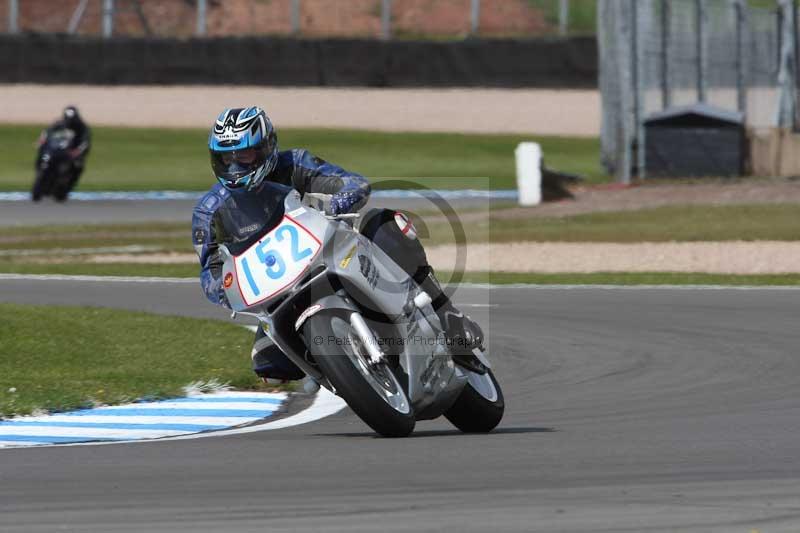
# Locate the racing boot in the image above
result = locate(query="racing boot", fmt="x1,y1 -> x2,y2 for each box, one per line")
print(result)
252,326 -> 306,384
414,267 -> 487,373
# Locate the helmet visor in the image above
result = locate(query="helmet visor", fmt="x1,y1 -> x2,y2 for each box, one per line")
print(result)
210,145 -> 268,188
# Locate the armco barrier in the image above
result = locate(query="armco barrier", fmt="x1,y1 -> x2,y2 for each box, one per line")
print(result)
0,35 -> 597,88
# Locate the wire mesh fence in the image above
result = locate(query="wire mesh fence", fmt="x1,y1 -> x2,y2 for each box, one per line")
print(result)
3,0 -> 589,39
599,0 -> 799,182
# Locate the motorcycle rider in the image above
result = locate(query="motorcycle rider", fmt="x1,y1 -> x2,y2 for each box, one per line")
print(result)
192,107 -> 483,383
35,106 -> 91,195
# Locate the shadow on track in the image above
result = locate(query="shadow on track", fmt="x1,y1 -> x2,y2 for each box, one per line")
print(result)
318,426 -> 555,439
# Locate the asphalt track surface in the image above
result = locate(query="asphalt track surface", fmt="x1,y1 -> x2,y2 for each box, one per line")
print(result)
0,197 -> 493,227
2,276 -> 800,532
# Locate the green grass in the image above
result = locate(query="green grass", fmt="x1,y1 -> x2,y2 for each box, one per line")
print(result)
2,203 -> 798,282
522,0 -> 788,36
1,264 -> 798,287
424,204 -> 800,244
0,304 -> 267,417
0,124 -> 605,191
527,0 -> 598,35
0,222 -> 189,252
0,203 -> 797,260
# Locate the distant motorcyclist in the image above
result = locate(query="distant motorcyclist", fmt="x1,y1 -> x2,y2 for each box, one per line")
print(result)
33,106 -> 91,201
192,107 -> 483,383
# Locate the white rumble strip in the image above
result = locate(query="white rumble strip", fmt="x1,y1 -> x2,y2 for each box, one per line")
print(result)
0,391 -> 287,448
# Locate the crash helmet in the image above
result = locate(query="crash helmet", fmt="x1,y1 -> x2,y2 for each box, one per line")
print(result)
209,107 -> 278,192
62,105 -> 81,126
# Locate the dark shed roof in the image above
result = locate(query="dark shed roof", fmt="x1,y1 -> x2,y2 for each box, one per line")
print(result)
645,103 -> 744,126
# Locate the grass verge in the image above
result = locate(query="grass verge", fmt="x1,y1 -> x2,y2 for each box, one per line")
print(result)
0,124 -> 605,191
426,204 -> 800,244
2,204 -> 799,257
0,304 -> 264,418
1,264 -> 798,287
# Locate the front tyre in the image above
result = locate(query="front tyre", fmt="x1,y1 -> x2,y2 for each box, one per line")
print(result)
304,312 -> 415,437
445,368 -> 504,433
31,171 -> 47,202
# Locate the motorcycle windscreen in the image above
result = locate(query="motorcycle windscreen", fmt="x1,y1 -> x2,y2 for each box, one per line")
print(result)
213,182 -> 290,256
47,128 -> 74,150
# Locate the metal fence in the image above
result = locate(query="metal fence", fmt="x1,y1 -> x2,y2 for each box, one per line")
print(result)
599,0 -> 799,183
3,0 -> 582,39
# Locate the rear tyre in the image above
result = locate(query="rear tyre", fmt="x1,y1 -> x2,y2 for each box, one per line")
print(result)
304,312 -> 415,437
445,368 -> 504,433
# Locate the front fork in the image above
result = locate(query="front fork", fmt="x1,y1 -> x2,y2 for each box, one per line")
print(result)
349,312 -> 386,365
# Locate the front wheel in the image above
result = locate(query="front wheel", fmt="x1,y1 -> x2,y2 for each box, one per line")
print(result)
31,171 -> 48,202
445,368 -> 504,433
304,312 -> 415,437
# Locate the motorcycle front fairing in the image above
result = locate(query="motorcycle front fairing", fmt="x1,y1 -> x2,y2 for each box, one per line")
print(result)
221,191 -> 467,415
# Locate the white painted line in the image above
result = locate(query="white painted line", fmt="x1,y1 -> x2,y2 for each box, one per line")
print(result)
457,283 -> 800,291
0,440 -> 49,446
0,189 -> 513,202
0,273 -> 196,283
0,426 -> 189,439
15,414 -> 260,426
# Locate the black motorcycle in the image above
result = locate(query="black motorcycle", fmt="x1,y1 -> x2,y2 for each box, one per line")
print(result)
32,127 -> 80,202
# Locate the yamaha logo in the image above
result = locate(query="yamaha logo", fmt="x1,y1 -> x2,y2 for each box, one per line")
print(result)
223,272 -> 233,289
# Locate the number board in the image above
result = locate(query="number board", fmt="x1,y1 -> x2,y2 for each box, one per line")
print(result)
233,216 -> 321,306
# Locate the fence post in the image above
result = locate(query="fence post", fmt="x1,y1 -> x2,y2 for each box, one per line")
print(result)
619,0 -> 634,184
470,0 -> 480,36
559,0 -> 569,36
196,0 -> 207,36
696,0 -> 707,102
634,0 -> 648,179
381,0 -> 392,40
8,0 -> 18,34
631,0 -> 642,179
67,0 -> 89,34
102,0 -> 114,38
777,5 -> 784,73
734,0 -> 747,117
777,0 -> 797,129
290,0 -> 300,36
660,0 -> 671,109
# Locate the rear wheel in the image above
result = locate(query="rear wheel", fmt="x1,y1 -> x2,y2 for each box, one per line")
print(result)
304,312 -> 415,437
445,367 -> 504,433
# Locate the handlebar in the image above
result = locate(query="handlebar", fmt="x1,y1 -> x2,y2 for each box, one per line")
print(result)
325,213 -> 361,220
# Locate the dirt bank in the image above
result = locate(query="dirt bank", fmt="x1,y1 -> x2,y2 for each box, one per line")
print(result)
75,240 -> 800,274
426,241 -> 800,274
0,85 -> 600,136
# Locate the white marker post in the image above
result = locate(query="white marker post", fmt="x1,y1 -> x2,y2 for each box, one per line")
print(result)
515,142 -> 542,206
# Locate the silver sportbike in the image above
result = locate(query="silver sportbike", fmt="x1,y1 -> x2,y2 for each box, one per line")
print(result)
220,187 -> 504,437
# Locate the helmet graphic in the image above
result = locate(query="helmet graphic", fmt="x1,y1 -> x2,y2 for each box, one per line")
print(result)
209,107 -> 278,191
